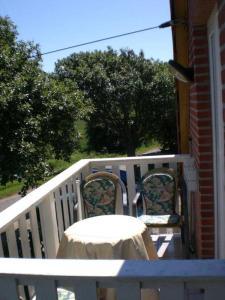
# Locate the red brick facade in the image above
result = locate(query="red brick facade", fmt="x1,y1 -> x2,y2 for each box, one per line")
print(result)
188,21 -> 215,258
185,0 -> 225,258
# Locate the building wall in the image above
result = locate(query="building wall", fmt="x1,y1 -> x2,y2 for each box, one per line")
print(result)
171,0 -> 225,258
188,0 -> 225,258
188,0 -> 218,258
188,22 -> 215,258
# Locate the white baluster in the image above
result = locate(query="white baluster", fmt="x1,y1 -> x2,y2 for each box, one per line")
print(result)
35,279 -> 57,300
126,163 -> 136,216
117,282 -> 141,300
140,164 -> 148,177
38,193 -> 59,258
74,282 -> 97,300
0,236 -> 4,257
112,165 -> 121,177
19,214 -> 31,258
67,180 -> 75,225
160,283 -> 185,300
61,184 -> 70,229
204,284 -> 225,300
76,179 -> 84,220
30,207 -> 42,258
0,277 -> 18,299
54,188 -> 64,240
6,224 -> 18,258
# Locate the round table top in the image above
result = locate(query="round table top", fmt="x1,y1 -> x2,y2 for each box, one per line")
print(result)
64,215 -> 147,243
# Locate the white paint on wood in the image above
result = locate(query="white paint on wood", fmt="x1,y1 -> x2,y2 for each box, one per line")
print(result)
117,282 -> 141,300
35,279 -> 57,300
1,259 -> 225,289
140,164 -> 148,178
0,236 -> 4,257
61,184 -> 70,229
67,180 -> 75,225
81,164 -> 91,179
76,179 -> 84,220
3,229 -> 26,300
19,215 -> 31,258
0,277 -> 18,299
90,154 -> 191,165
126,163 -> 136,216
74,282 -> 97,300
0,155 -> 194,235
112,165 -> 121,178
153,163 -> 162,169
6,224 -> 18,258
38,194 -> 59,258
0,259 -> 225,300
159,283 -> 185,300
168,162 -> 177,171
54,188 -> 64,239
204,283 -> 225,300
30,208 -> 42,258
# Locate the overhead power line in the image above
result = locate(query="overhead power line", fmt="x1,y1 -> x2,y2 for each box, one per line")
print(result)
40,21 -> 171,56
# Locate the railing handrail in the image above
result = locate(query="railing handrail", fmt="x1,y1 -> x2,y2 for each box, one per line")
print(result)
0,154 -> 193,232
0,159 -> 90,232
89,154 -> 192,164
1,258 -> 225,280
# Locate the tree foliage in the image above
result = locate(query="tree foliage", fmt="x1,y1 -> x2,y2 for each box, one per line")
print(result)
55,48 -> 177,156
149,62 -> 177,152
0,17 -> 85,193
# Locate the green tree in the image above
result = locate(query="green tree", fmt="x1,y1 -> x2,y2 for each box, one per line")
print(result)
149,62 -> 177,152
0,17 -> 85,193
55,48 -> 177,156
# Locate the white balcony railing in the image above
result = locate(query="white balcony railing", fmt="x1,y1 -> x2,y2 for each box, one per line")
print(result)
1,258 -> 225,300
1,154 -> 224,300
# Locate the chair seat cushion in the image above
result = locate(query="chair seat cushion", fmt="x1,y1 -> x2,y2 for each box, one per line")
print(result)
138,214 -> 180,227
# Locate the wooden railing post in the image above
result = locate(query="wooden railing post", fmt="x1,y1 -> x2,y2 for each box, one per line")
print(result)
39,193 -> 59,258
76,179 -> 84,220
126,164 -> 136,216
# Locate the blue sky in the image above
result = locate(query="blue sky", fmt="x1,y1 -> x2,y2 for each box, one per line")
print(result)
1,0 -> 173,72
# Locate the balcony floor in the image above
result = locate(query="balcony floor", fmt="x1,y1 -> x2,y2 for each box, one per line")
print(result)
150,228 -> 184,259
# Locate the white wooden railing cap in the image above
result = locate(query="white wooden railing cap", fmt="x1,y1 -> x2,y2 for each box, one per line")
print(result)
1,258 -> 225,280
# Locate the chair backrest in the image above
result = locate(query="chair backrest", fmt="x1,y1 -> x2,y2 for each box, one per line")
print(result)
141,168 -> 177,215
81,171 -> 126,218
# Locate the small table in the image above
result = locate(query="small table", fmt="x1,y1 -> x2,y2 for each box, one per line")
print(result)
57,215 -> 158,300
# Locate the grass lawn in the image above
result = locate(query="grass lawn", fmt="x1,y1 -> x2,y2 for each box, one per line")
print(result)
0,140 -> 160,199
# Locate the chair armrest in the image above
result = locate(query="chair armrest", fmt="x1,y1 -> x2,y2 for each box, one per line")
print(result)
132,192 -> 141,217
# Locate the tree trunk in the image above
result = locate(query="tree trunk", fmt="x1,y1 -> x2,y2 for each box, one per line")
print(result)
126,141 -> 136,157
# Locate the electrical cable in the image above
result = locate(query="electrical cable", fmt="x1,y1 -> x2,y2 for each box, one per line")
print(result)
40,24 -> 164,56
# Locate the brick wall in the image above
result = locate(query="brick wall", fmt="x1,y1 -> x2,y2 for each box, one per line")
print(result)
188,21 -> 215,257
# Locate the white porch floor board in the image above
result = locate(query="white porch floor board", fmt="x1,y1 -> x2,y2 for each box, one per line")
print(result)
150,231 -> 184,259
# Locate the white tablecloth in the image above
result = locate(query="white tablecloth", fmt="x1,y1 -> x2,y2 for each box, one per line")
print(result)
57,215 -> 158,300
